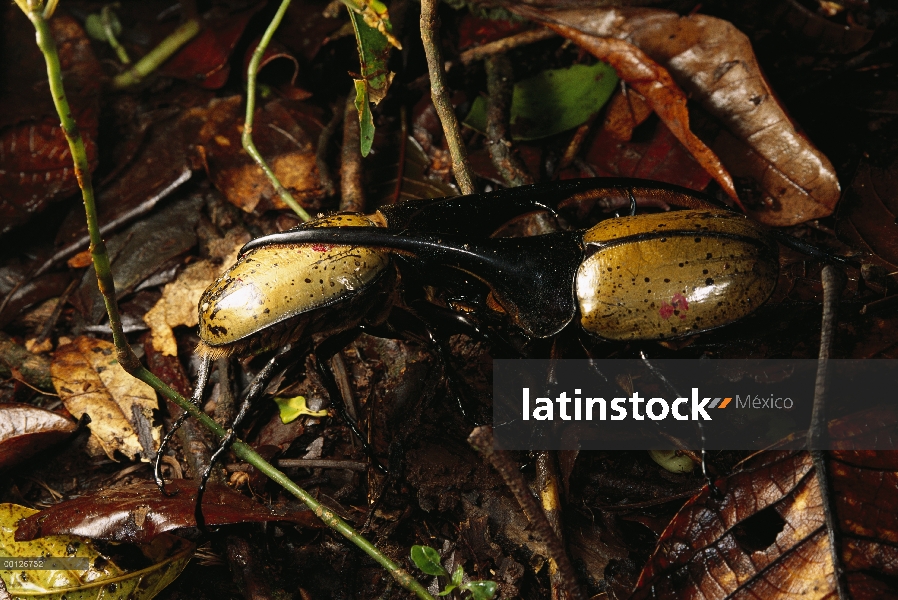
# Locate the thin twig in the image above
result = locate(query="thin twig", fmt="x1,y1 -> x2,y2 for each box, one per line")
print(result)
20,6 -> 431,598
809,265 -> 849,600
241,0 -> 311,221
485,54 -> 532,187
469,426 -> 585,600
420,0 -> 475,195
341,92 -> 366,213
112,18 -> 200,88
459,28 -> 557,64
393,105 -> 409,204
101,5 -> 130,64
317,98 -> 345,198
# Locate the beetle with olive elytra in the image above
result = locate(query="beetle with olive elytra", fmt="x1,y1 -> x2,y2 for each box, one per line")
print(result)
159,178 -> 786,526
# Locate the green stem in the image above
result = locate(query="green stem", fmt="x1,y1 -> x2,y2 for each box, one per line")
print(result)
22,7 -> 431,599
112,18 -> 200,88
242,0 -> 310,221
102,6 -> 131,65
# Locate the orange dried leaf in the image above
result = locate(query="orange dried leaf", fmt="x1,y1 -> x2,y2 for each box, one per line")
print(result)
632,409 -> 898,599
539,21 -> 741,209
513,6 -> 840,225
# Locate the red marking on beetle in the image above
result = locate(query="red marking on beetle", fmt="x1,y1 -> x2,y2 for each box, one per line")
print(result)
311,244 -> 333,252
659,293 -> 689,320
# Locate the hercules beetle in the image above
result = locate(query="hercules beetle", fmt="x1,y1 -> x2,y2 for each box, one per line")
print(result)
159,178 -> 795,525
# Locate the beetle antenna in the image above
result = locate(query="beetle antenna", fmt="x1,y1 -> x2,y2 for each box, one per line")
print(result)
639,351 -> 720,497
155,355 -> 212,496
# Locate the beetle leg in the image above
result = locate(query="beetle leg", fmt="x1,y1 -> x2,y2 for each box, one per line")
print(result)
193,345 -> 296,530
638,351 -> 721,496
155,355 -> 212,496
312,328 -> 389,474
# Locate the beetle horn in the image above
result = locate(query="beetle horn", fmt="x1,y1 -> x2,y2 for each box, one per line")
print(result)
241,228 -> 585,338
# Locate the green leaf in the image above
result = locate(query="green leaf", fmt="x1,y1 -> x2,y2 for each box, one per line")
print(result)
410,545 -> 448,577
461,580 -> 499,600
274,396 -> 328,424
648,449 -> 696,474
464,62 -> 619,141
347,3 -> 396,157
0,503 -> 194,600
341,0 -> 402,50
354,79 -> 375,157
451,564 -> 464,587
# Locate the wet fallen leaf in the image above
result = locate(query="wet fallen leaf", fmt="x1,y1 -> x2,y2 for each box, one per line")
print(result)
836,158 -> 898,272
0,404 -> 77,471
585,116 -> 713,192
464,62 -> 618,141
1,503 -> 193,600
0,9 -> 100,236
143,229 -> 248,357
632,408 -> 898,599
50,337 -> 160,462
15,480 -> 322,544
775,0 -> 874,54
275,0 -> 346,63
160,4 -> 264,89
189,96 -> 326,213
508,5 -> 841,225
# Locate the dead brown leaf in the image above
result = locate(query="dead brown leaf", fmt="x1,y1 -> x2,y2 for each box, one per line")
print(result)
186,96 -> 326,214
538,21 -> 741,209
631,408 -> 898,599
508,5 -> 841,226
50,337 -> 160,461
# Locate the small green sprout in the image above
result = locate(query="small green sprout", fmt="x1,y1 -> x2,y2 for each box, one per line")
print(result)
274,395 -> 329,424
410,545 -> 497,600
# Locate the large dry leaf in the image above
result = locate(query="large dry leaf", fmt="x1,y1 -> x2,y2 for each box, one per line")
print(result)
631,409 -> 898,599
50,337 -> 160,461
1,503 -> 193,600
508,5 -> 841,226
143,229 -> 248,357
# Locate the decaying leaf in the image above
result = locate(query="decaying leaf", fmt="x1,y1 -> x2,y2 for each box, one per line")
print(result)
1,503 -> 193,600
143,229 -> 248,357
836,158 -> 898,271
50,337 -> 160,462
464,62 -> 618,141
188,96 -> 326,213
509,5 -> 841,225
531,19 -> 742,209
15,480 -> 322,544
0,404 -> 77,471
0,9 -> 100,236
632,409 -> 898,599
160,4 -> 264,89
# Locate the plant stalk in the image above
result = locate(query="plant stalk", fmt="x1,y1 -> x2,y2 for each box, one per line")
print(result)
112,18 -> 200,88
242,0 -> 310,221
22,6 -> 430,598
